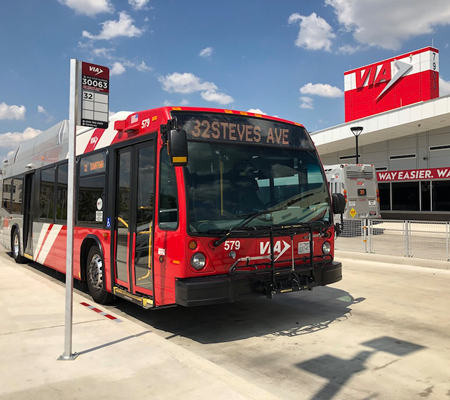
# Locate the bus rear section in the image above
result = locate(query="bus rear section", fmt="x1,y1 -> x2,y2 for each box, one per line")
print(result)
325,164 -> 381,220
0,107 -> 345,309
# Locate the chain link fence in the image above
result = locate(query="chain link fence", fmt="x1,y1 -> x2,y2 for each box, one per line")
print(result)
335,219 -> 450,261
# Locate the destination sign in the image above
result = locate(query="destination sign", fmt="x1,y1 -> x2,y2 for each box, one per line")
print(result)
173,112 -> 314,149
80,152 -> 106,177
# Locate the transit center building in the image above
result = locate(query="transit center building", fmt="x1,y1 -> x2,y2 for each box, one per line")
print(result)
311,47 -> 450,220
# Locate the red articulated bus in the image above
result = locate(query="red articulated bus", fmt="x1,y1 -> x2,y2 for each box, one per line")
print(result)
0,107 -> 345,308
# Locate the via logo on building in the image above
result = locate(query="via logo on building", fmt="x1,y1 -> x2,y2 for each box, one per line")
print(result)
260,240 -> 290,261
356,59 -> 412,100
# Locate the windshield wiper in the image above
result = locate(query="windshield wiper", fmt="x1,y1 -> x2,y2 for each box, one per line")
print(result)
213,196 -> 307,247
213,192 -> 321,247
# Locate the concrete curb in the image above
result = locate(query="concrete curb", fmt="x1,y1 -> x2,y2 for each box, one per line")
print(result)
335,250 -> 450,270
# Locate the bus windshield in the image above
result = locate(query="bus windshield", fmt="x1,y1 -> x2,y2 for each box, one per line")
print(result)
184,142 -> 330,234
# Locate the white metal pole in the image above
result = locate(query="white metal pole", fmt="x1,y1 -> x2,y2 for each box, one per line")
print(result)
59,58 -> 78,361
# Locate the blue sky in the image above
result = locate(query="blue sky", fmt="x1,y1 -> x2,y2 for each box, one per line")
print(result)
2,0 -> 450,161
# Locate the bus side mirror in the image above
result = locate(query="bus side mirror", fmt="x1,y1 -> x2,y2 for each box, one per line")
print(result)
332,193 -> 345,237
332,193 -> 345,215
168,129 -> 188,166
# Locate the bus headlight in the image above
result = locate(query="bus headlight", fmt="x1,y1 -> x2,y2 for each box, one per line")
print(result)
191,253 -> 206,270
322,242 -> 331,255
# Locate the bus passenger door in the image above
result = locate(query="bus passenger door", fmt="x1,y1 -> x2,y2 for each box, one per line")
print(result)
114,143 -> 155,299
23,173 -> 34,258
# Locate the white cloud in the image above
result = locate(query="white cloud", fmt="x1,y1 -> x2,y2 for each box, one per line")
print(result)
440,77 -> 450,96
300,96 -> 314,109
128,0 -> 149,10
201,90 -> 234,105
0,127 -> 42,149
159,72 -> 233,104
326,0 -> 450,50
300,83 -> 343,98
247,109 -> 267,115
338,44 -> 361,54
288,12 -> 335,51
37,105 -> 54,122
135,61 -> 152,72
158,72 -> 217,94
58,0 -> 113,16
109,60 -> 151,75
164,99 -> 190,107
92,47 -> 114,58
0,102 -> 26,120
110,62 -> 126,76
82,12 -> 144,41
199,47 -> 214,58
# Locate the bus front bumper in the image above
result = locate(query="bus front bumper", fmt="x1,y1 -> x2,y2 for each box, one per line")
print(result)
175,261 -> 342,307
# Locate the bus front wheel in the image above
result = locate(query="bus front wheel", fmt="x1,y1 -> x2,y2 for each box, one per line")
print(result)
12,230 -> 25,264
86,246 -> 114,304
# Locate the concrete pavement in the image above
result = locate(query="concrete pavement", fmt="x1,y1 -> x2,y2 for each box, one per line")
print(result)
0,250 -> 282,400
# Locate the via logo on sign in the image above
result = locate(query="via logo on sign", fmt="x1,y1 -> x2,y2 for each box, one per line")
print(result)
89,66 -> 104,76
260,240 -> 290,261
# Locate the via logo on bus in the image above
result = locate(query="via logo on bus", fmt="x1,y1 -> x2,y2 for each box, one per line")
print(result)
260,240 -> 290,261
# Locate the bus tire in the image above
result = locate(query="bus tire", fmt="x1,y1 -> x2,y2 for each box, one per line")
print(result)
11,229 -> 25,264
86,245 -> 114,305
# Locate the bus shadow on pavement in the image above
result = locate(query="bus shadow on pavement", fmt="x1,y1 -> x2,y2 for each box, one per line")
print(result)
12,254 -> 364,345
113,286 -> 365,345
295,336 -> 425,400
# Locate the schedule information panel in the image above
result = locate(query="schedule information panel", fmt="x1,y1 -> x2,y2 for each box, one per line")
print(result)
80,62 -> 109,129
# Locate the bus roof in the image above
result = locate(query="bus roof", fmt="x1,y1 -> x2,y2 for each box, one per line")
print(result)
1,106 -> 306,178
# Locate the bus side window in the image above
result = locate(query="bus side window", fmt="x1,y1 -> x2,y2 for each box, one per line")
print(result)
56,163 -> 68,221
2,178 -> 12,213
12,176 -> 23,214
159,150 -> 179,230
77,152 -> 106,225
39,167 -> 55,220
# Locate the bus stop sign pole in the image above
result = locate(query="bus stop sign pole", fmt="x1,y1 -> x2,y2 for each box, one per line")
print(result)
59,59 -> 109,361
59,58 -> 79,361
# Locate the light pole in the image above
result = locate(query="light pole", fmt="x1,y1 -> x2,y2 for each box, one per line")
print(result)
351,126 -> 363,164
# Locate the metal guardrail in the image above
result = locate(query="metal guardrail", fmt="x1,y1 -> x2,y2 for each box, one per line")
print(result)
335,219 -> 450,261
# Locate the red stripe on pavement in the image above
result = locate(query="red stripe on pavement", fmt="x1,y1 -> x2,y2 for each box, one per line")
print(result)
80,302 -> 121,322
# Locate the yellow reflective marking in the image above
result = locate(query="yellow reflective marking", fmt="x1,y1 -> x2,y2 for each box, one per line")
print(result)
118,217 -> 128,228
23,253 -> 33,260
254,114 -> 262,118
137,223 -> 152,283
114,287 -> 152,305
349,208 -> 357,218
172,107 -> 181,110
151,116 -> 158,121
172,156 -> 187,163
173,260 -> 180,265
143,298 -> 153,307
240,111 -> 248,115
224,110 -> 233,114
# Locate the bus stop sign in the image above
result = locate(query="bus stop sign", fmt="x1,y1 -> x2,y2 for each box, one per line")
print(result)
79,62 -> 109,129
